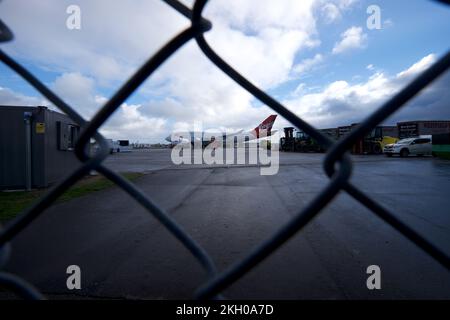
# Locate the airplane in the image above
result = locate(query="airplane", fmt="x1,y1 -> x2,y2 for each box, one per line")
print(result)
165,115 -> 278,148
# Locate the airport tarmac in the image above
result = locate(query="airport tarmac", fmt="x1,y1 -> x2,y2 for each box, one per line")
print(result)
4,149 -> 450,299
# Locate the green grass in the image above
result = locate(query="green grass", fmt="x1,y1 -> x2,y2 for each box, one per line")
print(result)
0,172 -> 144,223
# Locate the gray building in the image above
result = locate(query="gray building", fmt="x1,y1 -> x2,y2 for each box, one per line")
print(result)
0,106 -> 81,190
398,120 -> 450,139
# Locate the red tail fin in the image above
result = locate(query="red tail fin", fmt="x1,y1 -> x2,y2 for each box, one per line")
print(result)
253,115 -> 277,138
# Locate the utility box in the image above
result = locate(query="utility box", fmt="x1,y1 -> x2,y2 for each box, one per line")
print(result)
0,106 -> 81,190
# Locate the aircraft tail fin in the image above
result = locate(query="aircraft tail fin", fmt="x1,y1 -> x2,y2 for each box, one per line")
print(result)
252,115 -> 277,138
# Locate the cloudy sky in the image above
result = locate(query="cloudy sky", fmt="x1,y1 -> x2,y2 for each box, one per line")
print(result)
1,0 -> 449,142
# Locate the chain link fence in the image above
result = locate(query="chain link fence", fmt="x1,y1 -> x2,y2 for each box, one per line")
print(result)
0,0 -> 449,300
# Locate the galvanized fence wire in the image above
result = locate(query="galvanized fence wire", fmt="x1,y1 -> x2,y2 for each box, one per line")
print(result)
0,0 -> 449,300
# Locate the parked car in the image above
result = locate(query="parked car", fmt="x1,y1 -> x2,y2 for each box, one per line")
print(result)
384,136 -> 432,157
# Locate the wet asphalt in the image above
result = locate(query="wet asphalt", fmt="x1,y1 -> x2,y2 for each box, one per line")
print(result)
3,149 -> 450,299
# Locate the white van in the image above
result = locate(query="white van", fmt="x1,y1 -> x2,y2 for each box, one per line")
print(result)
111,140 -> 131,153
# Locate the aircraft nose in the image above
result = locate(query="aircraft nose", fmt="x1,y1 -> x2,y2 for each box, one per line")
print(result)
165,135 -> 172,142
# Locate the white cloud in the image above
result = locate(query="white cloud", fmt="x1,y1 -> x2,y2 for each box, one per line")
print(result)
396,54 -> 436,79
203,0 -> 320,89
0,0 -> 324,142
0,86 -> 47,106
101,103 -> 167,142
319,0 -> 358,24
293,53 -> 324,74
2,1 -> 442,144
206,0 -> 317,35
51,72 -> 100,118
321,3 -> 341,24
0,73 -> 169,143
0,0 -> 320,91
335,0 -> 358,9
0,0 -> 187,85
283,53 -> 447,128
332,26 -> 367,54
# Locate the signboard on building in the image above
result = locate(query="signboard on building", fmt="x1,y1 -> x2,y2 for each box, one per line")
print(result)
36,122 -> 45,134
